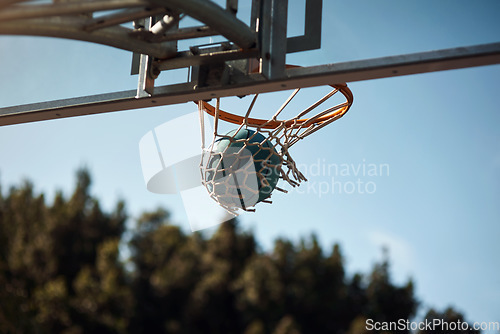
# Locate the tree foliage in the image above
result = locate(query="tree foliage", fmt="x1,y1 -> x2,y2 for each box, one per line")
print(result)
0,170 -> 480,333
417,308 -> 480,334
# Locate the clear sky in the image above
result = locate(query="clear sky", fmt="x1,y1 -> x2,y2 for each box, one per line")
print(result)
1,0 -> 499,330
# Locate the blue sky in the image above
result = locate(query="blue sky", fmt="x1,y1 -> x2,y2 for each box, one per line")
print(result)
1,0 -> 499,330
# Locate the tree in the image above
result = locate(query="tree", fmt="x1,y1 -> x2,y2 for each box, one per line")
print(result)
129,208 -> 196,334
365,250 -> 417,328
0,169 -> 130,334
418,307 -> 480,334
184,219 -> 256,333
0,169 -> 482,334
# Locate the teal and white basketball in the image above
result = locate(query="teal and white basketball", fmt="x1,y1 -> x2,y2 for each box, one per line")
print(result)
203,128 -> 281,209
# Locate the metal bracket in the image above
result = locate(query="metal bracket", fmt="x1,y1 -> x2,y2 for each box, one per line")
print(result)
136,53 -> 155,98
136,17 -> 155,98
135,14 -> 179,97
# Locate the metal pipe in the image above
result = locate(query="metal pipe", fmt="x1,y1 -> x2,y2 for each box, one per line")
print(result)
148,0 -> 255,49
0,0 -> 255,49
0,0 -> 29,11
0,17 -> 176,59
83,8 -> 166,32
150,15 -> 179,35
0,0 -> 149,21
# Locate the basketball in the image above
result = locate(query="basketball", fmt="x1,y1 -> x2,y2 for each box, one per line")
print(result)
203,128 -> 281,209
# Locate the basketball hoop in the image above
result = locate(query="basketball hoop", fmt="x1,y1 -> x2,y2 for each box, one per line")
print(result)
197,77 -> 353,214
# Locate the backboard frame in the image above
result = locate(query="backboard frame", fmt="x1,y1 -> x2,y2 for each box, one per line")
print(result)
0,0 -> 499,126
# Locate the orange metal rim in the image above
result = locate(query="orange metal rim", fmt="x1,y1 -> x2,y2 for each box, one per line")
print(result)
197,64 -> 353,130
199,83 -> 353,130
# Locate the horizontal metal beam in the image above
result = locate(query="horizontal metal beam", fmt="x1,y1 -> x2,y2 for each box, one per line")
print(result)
152,26 -> 217,42
156,47 -> 259,71
284,42 -> 500,87
1,42 -> 499,127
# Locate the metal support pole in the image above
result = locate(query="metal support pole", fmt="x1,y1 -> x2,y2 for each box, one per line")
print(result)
260,0 -> 288,80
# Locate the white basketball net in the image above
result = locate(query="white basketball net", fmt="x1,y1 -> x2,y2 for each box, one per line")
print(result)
198,85 -> 352,214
